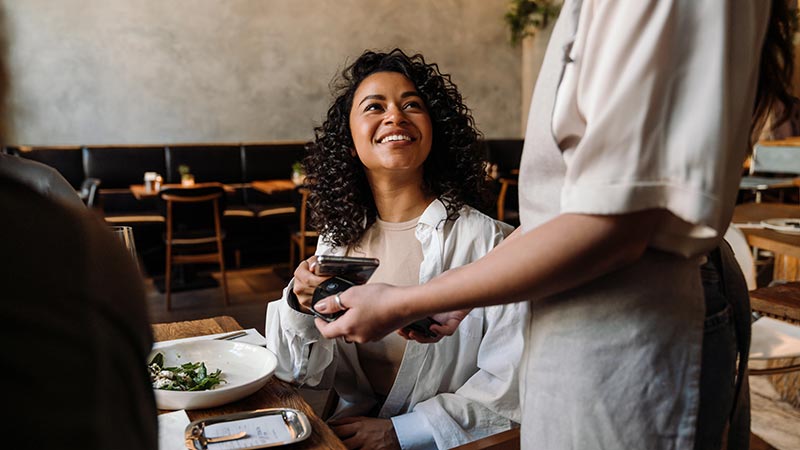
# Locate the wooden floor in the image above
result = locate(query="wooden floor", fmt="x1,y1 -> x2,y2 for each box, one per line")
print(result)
145,264 -> 292,331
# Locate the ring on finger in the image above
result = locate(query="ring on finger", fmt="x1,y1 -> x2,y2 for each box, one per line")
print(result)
334,294 -> 346,311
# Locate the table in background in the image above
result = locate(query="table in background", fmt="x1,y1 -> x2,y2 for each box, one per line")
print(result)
251,179 -> 297,195
152,316 -> 346,450
733,202 -> 800,281
750,282 -> 800,323
130,182 -> 235,200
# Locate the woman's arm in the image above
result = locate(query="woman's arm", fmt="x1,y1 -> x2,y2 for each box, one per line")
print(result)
265,283 -> 339,387
315,209 -> 666,342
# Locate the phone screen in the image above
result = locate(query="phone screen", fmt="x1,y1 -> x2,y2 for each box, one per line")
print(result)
314,255 -> 379,284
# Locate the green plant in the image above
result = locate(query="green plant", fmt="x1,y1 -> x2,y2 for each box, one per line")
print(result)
504,0 -> 561,45
178,164 -> 191,176
291,161 -> 305,175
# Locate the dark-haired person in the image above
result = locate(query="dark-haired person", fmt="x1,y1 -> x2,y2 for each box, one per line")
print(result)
315,1 -> 796,449
0,25 -> 157,449
266,49 -> 527,450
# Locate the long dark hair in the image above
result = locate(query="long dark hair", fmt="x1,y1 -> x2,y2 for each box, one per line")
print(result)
752,0 -> 796,144
305,49 -> 490,248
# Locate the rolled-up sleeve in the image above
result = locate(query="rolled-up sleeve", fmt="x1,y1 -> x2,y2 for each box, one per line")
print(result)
552,0 -> 767,257
265,282 -> 336,388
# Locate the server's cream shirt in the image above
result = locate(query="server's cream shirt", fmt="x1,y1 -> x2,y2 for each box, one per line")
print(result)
520,0 -> 767,257
517,1 -> 768,448
266,200 -> 527,449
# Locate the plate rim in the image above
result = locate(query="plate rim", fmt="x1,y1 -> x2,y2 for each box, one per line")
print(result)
760,217 -> 800,234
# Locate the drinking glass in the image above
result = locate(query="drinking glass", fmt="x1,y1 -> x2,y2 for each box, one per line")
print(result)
109,225 -> 139,267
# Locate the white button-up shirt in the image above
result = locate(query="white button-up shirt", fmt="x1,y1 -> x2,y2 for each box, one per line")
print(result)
266,200 -> 528,449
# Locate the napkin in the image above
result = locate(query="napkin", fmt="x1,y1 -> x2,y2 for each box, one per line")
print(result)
158,410 -> 191,450
153,328 -> 267,349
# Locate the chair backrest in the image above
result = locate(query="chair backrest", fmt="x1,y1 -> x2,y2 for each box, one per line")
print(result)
159,184 -> 226,237
17,146 -> 85,189
241,142 -> 308,182
724,224 -> 756,290
750,143 -> 800,175
79,177 -> 101,208
165,145 -> 242,185
485,139 -> 524,178
294,187 -> 313,234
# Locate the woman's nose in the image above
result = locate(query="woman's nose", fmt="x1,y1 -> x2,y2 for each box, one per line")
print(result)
383,105 -> 408,124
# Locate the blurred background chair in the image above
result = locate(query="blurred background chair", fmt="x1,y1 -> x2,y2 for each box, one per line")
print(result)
79,177 -> 101,208
289,187 -> 318,270
496,172 -> 519,227
739,141 -> 800,203
159,183 -> 229,310
727,225 -> 800,397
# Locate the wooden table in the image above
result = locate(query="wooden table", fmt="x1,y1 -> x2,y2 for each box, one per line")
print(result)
130,182 -> 235,200
750,282 -> 800,323
152,316 -> 346,450
251,179 -> 297,195
733,202 -> 800,281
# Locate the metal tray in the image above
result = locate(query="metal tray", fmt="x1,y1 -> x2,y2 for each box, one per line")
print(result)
184,408 -> 312,449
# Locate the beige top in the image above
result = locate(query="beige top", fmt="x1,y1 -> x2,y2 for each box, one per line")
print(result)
348,216 -> 424,397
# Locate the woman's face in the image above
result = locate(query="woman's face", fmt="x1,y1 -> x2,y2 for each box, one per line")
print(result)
348,71 -> 433,179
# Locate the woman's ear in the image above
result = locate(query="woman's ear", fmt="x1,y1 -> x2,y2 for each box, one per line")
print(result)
350,148 -> 358,158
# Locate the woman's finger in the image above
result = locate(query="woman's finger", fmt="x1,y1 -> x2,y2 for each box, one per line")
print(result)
330,421 -> 360,438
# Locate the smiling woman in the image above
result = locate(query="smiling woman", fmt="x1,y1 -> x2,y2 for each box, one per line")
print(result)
265,49 -> 527,450
306,49 -> 491,247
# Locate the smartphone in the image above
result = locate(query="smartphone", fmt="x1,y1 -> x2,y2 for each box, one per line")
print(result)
403,317 -> 441,339
314,255 -> 380,284
311,256 -> 380,322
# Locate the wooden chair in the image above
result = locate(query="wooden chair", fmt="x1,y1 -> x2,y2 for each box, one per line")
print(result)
289,187 -> 319,269
497,170 -> 520,226
739,141 -> 800,203
159,183 -> 229,310
750,282 -> 800,374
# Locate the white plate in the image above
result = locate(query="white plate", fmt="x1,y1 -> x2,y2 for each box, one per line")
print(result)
761,218 -> 800,235
750,317 -> 800,360
149,340 -> 277,410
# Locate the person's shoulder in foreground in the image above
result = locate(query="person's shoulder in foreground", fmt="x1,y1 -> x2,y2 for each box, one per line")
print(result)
0,174 -> 157,450
0,152 -> 83,207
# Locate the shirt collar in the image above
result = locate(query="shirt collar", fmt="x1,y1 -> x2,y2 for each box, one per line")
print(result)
418,198 -> 449,229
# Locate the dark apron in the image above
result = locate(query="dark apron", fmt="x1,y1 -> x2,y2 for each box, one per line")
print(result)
696,242 -> 751,450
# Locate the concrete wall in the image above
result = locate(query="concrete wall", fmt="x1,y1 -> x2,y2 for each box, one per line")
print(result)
1,0 -> 522,145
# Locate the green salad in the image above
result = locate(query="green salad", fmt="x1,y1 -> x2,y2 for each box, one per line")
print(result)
148,352 -> 226,391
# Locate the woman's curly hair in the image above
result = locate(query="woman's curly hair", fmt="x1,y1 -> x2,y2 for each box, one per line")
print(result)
305,48 -> 491,248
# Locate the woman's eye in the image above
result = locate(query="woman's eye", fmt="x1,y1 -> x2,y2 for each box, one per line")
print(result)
364,103 -> 383,112
404,101 -> 423,110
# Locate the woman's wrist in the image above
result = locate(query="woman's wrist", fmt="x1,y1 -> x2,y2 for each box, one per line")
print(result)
399,284 -> 435,319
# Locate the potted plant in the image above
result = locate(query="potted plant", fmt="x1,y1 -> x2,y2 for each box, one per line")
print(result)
504,0 -> 561,45
291,161 -> 306,186
178,164 -> 195,187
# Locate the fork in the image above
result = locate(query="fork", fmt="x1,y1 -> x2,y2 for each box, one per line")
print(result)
213,331 -> 248,341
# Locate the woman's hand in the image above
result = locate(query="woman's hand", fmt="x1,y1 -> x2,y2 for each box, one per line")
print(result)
292,256 -> 329,313
328,417 -> 400,450
314,283 -> 419,343
397,309 -> 472,343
